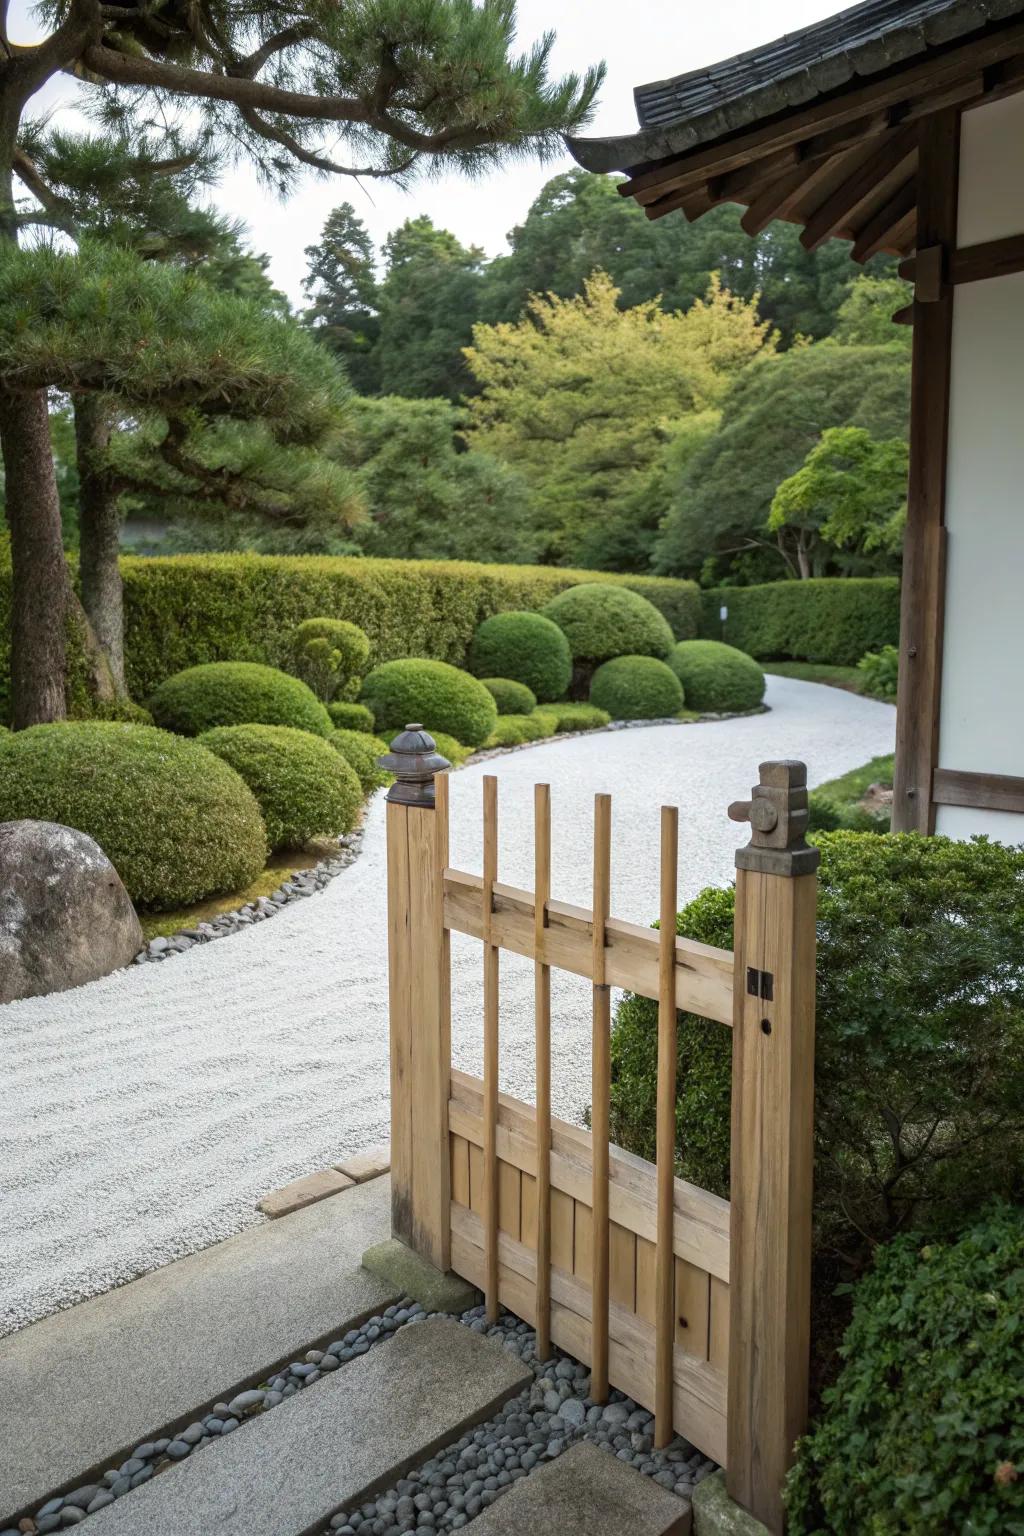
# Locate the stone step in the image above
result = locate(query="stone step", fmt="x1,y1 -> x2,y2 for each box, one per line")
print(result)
85,1320 -> 531,1536
468,1441 -> 692,1535
1,1175 -> 395,1523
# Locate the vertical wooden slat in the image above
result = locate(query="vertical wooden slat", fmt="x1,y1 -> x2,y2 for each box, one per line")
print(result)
551,1189 -> 575,1272
534,782 -> 552,1360
675,1259 -> 711,1360
468,1141 -> 484,1216
450,1134 -> 470,1208
709,1276 -> 730,1372
610,1223 -> 637,1313
655,804 -> 679,1448
590,792 -> 612,1403
482,774 -> 500,1323
385,800 -> 413,1246
498,1160 -> 522,1240
520,1173 -> 538,1250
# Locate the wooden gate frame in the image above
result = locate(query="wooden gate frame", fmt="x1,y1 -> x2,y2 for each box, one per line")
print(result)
380,726 -> 818,1534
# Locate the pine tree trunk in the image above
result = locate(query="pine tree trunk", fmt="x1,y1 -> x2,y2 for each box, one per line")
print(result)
75,395 -> 126,692
0,388 -> 71,727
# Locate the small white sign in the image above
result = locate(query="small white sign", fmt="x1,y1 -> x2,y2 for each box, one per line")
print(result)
720,605 -> 728,623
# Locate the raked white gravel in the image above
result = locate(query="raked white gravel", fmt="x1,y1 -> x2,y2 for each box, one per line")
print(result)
0,677 -> 894,1336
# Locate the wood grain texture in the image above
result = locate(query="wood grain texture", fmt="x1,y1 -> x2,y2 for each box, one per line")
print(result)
902,230 -> 1024,286
482,775 -> 500,1322
591,794 -> 612,1403
443,870 -> 734,1025
727,869 -> 817,1534
932,767 -> 1024,814
655,805 -> 680,1448
893,111 -> 961,833
534,782 -> 552,1360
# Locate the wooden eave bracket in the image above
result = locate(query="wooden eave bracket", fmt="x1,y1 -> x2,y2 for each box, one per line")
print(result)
912,243 -> 946,302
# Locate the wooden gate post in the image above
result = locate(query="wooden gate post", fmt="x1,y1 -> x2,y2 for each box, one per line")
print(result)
726,761 -> 819,1535
379,725 -> 452,1273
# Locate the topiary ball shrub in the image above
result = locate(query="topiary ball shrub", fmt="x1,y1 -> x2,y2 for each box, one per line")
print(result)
291,617 -> 371,702
609,832 -> 1024,1268
786,1205 -> 1024,1535
666,640 -> 765,713
467,612 -> 572,704
429,731 -> 472,767
328,700 -> 376,733
329,729 -> 392,794
0,722 -> 267,909
150,662 -> 332,738
484,713 -> 556,748
198,724 -> 361,851
543,584 -> 675,665
360,659 -> 497,748
589,656 -> 684,721
480,677 -> 538,715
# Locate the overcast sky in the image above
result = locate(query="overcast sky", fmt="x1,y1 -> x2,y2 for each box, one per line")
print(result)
12,0 -> 841,305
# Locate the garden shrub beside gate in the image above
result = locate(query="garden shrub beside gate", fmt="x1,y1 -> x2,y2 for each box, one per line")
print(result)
699,578 -> 900,666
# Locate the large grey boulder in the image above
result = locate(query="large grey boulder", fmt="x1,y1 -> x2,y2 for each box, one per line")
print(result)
0,820 -> 143,1003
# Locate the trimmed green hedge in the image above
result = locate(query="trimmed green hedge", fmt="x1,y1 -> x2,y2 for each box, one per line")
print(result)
787,1206 -> 1024,1535
327,700 -> 376,733
329,729 -> 392,793
700,578 -> 900,666
480,677 -> 538,715
468,612 -> 572,703
590,656 -> 684,720
198,724 -> 362,850
361,659 -> 498,747
484,712 -> 557,747
0,722 -> 268,908
536,702 -> 610,733
149,662 -> 332,738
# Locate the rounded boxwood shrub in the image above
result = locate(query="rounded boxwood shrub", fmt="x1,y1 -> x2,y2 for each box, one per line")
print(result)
589,656 -> 684,721
609,833 -> 1024,1265
666,640 -> 765,713
328,700 -> 376,733
329,729 -> 391,794
291,617 -> 370,702
150,662 -> 332,738
485,713 -> 556,748
360,659 -> 497,748
429,730 -> 472,767
543,584 -> 675,664
199,724 -> 361,851
0,722 -> 267,908
786,1206 -> 1024,1535
467,612 -> 572,703
480,677 -> 538,715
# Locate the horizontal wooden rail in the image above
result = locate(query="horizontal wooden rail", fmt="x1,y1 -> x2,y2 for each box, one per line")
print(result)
933,767 -> 1024,815
444,869 -> 734,1026
450,1202 -> 727,1464
450,1069 -> 730,1282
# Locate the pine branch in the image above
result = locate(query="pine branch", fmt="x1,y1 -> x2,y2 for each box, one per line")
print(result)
237,103 -> 414,179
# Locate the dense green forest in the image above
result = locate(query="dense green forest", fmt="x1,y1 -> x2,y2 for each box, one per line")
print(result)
9,167 -> 911,592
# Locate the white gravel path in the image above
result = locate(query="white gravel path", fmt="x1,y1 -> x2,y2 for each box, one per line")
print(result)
0,677 -> 894,1337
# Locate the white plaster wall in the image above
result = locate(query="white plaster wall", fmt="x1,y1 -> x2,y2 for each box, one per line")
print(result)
957,93 -> 1024,245
936,253 -> 1024,841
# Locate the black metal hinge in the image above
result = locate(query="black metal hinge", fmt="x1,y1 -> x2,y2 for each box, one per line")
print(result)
746,967 -> 774,1002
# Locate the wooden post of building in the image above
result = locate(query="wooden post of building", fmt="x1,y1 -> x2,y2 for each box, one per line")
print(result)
726,762 -> 819,1536
380,724 -> 452,1272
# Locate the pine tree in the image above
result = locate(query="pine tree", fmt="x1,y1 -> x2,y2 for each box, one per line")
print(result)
302,203 -> 380,393
1,0 -> 603,724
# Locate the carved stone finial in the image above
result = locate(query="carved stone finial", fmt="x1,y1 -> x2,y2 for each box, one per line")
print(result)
379,724 -> 451,808
728,760 -> 820,876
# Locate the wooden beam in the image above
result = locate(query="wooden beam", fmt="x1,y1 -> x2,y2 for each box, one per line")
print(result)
800,128 -> 917,250
619,21 -> 1024,207
893,110 -> 961,834
932,768 -> 1024,815
851,177 -> 918,263
902,231 -> 1024,286
741,151 -> 855,235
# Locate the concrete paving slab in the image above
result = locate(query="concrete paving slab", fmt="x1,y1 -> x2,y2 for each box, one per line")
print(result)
469,1442 -> 691,1535
1,1176 -> 395,1523
86,1320 -> 531,1536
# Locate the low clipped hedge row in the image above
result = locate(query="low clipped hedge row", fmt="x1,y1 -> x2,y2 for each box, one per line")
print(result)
700,578 -> 900,666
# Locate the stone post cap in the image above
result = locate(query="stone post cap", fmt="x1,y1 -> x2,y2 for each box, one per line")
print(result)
379,724 -> 451,808
729,758 -> 820,876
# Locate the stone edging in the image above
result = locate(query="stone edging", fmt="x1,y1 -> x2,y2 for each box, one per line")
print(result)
133,705 -> 768,967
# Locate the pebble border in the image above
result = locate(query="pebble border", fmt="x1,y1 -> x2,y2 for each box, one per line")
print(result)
131,707 -> 767,969
4,1301 -> 716,1536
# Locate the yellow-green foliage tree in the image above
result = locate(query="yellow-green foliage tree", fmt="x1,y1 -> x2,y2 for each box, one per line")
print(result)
463,271 -> 777,568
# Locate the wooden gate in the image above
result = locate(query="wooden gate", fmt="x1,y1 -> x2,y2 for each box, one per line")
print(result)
381,727 -> 818,1535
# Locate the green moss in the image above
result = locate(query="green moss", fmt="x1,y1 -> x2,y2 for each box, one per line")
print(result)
543,583 -> 675,664
589,656 -> 684,720
361,659 -> 497,747
0,722 -> 268,908
150,661 -> 332,737
198,724 -> 362,850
